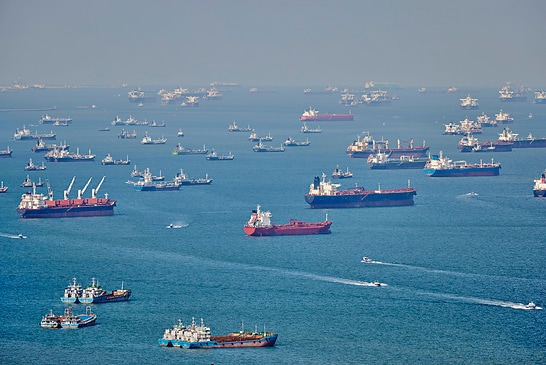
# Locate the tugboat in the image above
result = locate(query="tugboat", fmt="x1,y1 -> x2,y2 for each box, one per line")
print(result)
243,204 -> 332,236
159,317 -> 278,348
304,173 -> 417,208
533,170 -> 546,197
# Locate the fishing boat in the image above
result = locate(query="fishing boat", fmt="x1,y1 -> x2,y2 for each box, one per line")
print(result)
206,150 -> 234,160
24,158 -> 47,171
228,122 -> 252,132
367,152 -> 428,169
61,277 -> 83,304
44,148 -> 95,162
423,151 -> 501,177
173,170 -> 212,185
497,128 -> 546,148
300,106 -> 354,121
301,123 -> 322,133
79,278 -> 131,304
252,141 -> 285,152
0,146 -> 12,157
283,137 -> 310,146
332,165 -> 353,178
40,309 -> 64,329
304,173 -> 417,208
159,318 -> 278,348
243,204 -> 332,236
17,176 -> 116,218
533,170 -> 546,197
101,154 -> 130,165
60,306 -> 97,329
346,134 -> 429,158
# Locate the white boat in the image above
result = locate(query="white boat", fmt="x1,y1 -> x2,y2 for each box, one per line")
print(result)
361,257 -> 372,263
459,95 -> 479,109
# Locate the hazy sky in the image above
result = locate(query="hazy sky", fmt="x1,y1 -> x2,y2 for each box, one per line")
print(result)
1,0 -> 545,88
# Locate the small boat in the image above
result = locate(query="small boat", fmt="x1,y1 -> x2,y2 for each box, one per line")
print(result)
206,150 -> 234,160
373,281 -> 383,287
60,306 -> 96,329
40,309 -> 63,329
167,224 -> 183,229
159,318 -> 278,348
24,158 -> 47,171
283,137 -> 310,146
361,257 -> 372,263
332,165 -> 353,179
525,302 -> 542,310
0,181 -> 8,193
98,127 -> 110,131
21,175 -> 35,187
177,129 -> 184,137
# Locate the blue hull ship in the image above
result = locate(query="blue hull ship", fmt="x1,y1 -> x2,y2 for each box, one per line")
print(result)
424,152 -> 501,177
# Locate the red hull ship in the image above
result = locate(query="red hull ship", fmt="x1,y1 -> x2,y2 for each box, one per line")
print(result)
300,106 -> 354,121
17,176 -> 116,218
243,205 -> 332,236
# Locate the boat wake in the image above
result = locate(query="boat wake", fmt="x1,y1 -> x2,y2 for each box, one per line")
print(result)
420,291 -> 542,311
280,269 -> 387,287
0,232 -> 27,239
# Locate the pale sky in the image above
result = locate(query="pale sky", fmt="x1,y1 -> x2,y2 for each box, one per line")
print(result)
1,0 -> 545,88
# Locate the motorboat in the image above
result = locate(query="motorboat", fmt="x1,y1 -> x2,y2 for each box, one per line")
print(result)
361,257 -> 372,263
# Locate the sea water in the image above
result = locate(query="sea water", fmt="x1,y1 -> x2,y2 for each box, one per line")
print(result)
0,86 -> 544,364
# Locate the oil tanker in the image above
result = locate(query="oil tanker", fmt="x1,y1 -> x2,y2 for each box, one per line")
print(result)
304,174 -> 416,208
243,205 -> 331,236
346,135 -> 429,158
300,106 -> 354,121
17,176 -> 116,218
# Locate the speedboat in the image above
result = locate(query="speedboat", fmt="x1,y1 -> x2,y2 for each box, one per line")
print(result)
373,280 -> 382,287
525,302 -> 538,310
361,257 -> 372,263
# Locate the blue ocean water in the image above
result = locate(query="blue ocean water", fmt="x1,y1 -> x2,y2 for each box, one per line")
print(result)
0,86 -> 545,364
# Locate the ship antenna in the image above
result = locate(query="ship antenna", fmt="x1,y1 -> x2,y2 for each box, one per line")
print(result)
408,179 -> 411,188
378,182 -> 381,192
325,212 -> 329,222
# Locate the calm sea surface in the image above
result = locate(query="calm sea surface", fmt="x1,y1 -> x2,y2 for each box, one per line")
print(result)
0,86 -> 544,364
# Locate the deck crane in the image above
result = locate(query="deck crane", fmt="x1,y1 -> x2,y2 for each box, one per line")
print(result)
92,176 -> 106,199
77,177 -> 93,199
63,176 -> 76,200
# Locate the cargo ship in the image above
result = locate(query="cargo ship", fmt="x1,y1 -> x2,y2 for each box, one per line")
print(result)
498,128 -> 546,148
459,95 -> 479,109
534,91 -> 546,104
304,173 -> 416,208
17,176 -> 116,218
159,318 -> 278,349
0,146 -> 12,157
132,171 -> 180,191
243,204 -> 332,236
499,83 -> 527,102
533,170 -> 546,197
79,278 -> 131,304
367,152 -> 428,169
300,106 -> 354,121
423,151 -> 501,177
44,148 -> 95,162
457,134 -> 513,152
346,135 -> 429,158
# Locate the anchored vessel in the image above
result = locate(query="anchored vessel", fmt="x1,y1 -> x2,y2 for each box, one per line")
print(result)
243,204 -> 332,236
533,170 -> 546,197
17,176 -> 116,218
159,318 -> 278,349
346,135 -> 429,158
424,151 -> 501,177
367,152 -> 428,169
300,106 -> 354,121
304,173 -> 416,208
79,278 -> 131,304
61,277 -> 83,304
44,148 -> 95,162
498,128 -> 546,148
